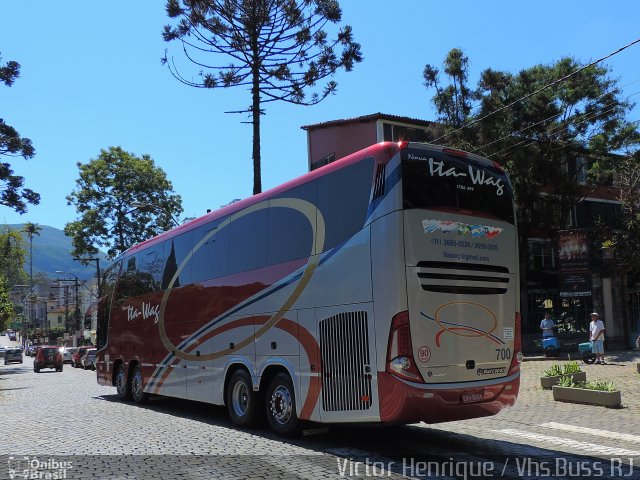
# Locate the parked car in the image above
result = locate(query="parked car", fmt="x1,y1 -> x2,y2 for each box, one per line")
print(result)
34,346 -> 63,373
8,332 -> 16,341
4,348 -> 23,365
62,347 -> 78,364
72,346 -> 94,368
0,346 -> 5,358
81,348 -> 97,370
27,345 -> 37,357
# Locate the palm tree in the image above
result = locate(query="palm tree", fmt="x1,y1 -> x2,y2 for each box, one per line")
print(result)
22,222 -> 41,289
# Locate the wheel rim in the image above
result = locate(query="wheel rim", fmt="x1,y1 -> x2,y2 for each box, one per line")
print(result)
270,385 -> 293,425
116,369 -> 126,395
231,381 -> 249,418
132,371 -> 143,398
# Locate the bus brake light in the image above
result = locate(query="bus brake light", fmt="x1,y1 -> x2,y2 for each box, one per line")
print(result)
442,148 -> 468,158
386,311 -> 425,383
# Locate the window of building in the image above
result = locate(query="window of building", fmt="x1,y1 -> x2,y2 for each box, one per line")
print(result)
382,123 -> 430,142
528,238 -> 557,270
311,153 -> 335,171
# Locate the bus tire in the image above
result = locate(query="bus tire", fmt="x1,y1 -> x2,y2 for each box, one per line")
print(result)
130,364 -> 148,404
115,363 -> 131,401
227,369 -> 259,427
265,372 -> 299,436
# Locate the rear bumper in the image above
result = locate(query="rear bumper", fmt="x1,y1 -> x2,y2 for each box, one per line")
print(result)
35,363 -> 62,369
378,371 -> 519,424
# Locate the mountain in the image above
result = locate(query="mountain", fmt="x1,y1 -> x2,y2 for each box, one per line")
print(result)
7,224 -> 109,281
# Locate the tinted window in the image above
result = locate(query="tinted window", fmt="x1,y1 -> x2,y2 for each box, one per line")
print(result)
98,260 -> 121,349
192,217 -> 230,282
402,148 -> 515,224
229,208 -> 268,274
268,182 -> 318,264
317,157 -> 375,251
161,231 -> 194,289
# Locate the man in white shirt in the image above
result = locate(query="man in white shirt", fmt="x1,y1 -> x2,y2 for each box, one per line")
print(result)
540,312 -> 555,338
589,312 -> 606,364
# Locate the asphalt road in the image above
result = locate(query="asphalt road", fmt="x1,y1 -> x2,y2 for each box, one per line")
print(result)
1,348 -> 640,479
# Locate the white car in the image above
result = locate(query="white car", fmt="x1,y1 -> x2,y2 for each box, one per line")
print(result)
62,347 -> 78,364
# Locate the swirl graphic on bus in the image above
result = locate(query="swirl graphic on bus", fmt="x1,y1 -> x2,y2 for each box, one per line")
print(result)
157,198 -> 325,361
420,302 -> 505,346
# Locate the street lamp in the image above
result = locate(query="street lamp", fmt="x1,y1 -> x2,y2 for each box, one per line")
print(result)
131,201 -> 180,227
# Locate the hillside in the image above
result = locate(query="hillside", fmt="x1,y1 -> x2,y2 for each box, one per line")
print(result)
7,224 -> 108,280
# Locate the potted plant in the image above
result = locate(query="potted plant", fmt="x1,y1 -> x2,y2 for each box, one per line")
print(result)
552,378 -> 622,408
540,361 -> 586,389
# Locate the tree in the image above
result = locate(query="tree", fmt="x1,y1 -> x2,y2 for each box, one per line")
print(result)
0,274 -> 15,332
423,48 -> 475,132
162,0 -> 362,194
0,52 -> 39,214
22,222 -> 41,289
65,147 -> 183,258
601,151 -> 640,277
424,50 -> 640,285
0,227 -> 28,287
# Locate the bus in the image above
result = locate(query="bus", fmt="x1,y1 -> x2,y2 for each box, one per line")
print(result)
96,141 -> 521,435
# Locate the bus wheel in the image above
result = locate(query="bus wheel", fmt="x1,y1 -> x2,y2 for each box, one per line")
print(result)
227,369 -> 258,427
115,364 -> 131,401
266,373 -> 299,436
130,364 -> 148,404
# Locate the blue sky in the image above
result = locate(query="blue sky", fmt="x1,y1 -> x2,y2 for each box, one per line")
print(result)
1,1 -> 639,231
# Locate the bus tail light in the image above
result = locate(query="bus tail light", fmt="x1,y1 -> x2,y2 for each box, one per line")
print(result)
509,312 -> 523,374
386,311 -> 425,383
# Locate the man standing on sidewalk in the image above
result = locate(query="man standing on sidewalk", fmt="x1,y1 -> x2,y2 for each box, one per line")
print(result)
589,312 -> 606,364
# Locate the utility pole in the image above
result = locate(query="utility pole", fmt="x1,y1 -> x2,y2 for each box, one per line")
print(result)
74,277 -> 81,338
73,257 -> 101,297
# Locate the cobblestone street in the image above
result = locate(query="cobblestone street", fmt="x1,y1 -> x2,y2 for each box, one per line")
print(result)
2,351 -> 640,479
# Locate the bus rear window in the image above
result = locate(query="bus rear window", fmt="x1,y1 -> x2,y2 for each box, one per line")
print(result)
402,148 -> 515,224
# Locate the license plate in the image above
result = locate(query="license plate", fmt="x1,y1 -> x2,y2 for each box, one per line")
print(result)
461,390 -> 484,403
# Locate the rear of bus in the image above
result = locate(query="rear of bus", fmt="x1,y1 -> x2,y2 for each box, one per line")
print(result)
379,143 -> 521,423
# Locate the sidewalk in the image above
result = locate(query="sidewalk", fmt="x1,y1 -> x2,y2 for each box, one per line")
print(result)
519,349 -> 640,413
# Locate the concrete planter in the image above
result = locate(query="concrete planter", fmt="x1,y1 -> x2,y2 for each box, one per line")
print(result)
540,371 -> 586,389
552,385 -> 622,408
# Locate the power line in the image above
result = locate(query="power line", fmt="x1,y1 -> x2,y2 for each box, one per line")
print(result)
473,88 -> 640,158
429,37 -> 640,145
470,77 -> 640,155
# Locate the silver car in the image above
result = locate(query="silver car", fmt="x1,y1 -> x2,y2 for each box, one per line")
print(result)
4,348 -> 23,365
82,349 -> 97,370
62,347 -> 78,364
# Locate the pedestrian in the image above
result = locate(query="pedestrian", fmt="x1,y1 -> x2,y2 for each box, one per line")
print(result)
589,312 -> 606,364
540,312 -> 555,338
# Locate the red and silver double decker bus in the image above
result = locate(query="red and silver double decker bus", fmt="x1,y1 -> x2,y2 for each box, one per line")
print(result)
96,141 -> 521,435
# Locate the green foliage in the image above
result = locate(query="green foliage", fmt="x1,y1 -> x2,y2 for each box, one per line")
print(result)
65,147 -> 183,259
557,375 -> 574,387
162,0 -> 362,194
566,380 -> 618,391
543,364 -> 563,377
544,361 -> 581,377
0,52 -> 39,214
22,222 -> 41,284
562,361 -> 582,375
0,274 -> 15,332
0,226 -> 28,286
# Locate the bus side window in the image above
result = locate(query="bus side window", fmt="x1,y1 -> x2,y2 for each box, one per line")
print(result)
229,208 -> 269,274
267,181 -> 318,265
161,230 -> 194,289
192,218 -> 230,283
317,157 -> 375,252
97,260 -> 122,349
